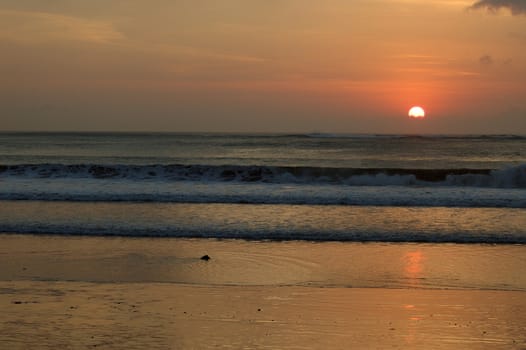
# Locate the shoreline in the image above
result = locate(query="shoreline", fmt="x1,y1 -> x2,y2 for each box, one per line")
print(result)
1,233 -> 525,290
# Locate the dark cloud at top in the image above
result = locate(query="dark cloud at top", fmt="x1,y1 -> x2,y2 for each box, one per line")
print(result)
469,0 -> 526,15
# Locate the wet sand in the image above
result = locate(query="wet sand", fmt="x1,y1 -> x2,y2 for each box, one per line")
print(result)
1,234 -> 525,349
2,281 -> 525,349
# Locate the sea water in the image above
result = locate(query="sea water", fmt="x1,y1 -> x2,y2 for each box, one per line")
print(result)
0,132 -> 525,243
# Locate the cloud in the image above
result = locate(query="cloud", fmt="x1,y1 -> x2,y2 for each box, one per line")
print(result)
0,8 -> 266,67
478,54 -> 513,66
479,54 -> 493,65
469,0 -> 526,15
0,9 -> 124,45
502,58 -> 513,65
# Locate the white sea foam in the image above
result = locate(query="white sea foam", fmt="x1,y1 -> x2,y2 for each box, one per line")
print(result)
1,178 -> 525,208
445,164 -> 526,188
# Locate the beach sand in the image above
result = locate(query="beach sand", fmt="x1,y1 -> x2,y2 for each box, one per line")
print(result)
1,234 -> 525,349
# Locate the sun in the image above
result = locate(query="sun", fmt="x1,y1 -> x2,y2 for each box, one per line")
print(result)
408,106 -> 425,119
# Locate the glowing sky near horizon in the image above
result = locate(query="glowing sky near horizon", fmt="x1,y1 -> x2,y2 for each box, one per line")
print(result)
1,0 -> 525,133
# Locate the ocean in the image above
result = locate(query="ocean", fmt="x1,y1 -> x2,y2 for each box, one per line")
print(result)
0,132 -> 525,243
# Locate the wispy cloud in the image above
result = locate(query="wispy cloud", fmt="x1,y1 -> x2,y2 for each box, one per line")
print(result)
468,0 -> 526,15
0,9 -> 124,45
0,9 -> 267,67
155,43 -> 267,64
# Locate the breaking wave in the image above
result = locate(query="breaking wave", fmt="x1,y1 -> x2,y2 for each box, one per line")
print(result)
1,163 -> 525,188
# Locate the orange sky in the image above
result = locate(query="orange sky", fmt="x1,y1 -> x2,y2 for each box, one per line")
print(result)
1,0 -> 525,133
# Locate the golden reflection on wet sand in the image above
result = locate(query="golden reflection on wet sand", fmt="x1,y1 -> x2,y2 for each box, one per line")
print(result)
0,234 -> 525,349
404,251 -> 424,285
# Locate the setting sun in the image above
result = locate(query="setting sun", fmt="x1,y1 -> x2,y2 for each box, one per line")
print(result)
408,106 -> 425,119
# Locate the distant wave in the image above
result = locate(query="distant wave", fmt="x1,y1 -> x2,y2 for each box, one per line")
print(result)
299,133 -> 526,140
1,163 -> 525,188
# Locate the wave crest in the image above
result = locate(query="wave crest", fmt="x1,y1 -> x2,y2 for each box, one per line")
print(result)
1,163 -> 524,188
